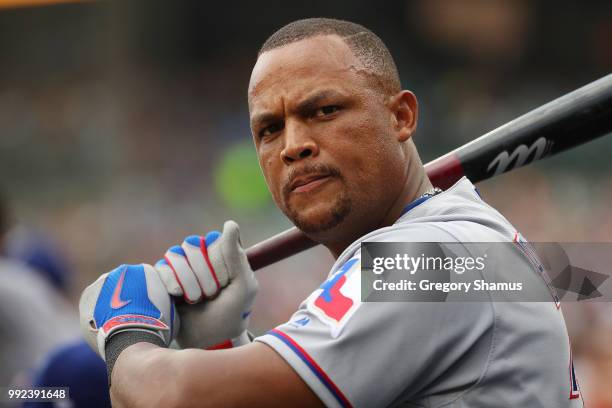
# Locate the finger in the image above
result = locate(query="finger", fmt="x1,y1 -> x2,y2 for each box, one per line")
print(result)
155,258 -> 183,297
204,230 -> 230,287
219,220 -> 246,280
182,235 -> 221,298
219,221 -> 258,302
164,245 -> 203,303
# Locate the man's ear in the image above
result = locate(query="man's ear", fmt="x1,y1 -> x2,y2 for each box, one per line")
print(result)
389,90 -> 418,142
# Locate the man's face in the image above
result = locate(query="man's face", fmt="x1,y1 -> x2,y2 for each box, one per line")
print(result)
248,35 -> 410,238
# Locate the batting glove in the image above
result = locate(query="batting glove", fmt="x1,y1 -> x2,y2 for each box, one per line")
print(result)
79,264 -> 179,360
155,220 -> 258,349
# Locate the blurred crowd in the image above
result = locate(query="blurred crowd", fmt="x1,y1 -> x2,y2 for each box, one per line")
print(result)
0,0 -> 611,406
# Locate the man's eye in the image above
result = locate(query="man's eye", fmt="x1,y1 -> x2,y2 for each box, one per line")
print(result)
314,105 -> 341,118
260,122 -> 284,138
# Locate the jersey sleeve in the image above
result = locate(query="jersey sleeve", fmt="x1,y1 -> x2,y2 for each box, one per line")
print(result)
254,229 -> 496,407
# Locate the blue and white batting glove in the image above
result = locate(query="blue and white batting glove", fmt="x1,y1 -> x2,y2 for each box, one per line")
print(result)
155,220 -> 258,349
79,264 -> 179,360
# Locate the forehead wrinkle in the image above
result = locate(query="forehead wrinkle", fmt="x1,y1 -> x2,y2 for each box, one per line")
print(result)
248,66 -> 315,114
250,66 -> 308,101
249,69 -> 354,121
251,65 -> 359,102
252,92 -> 286,124
298,88 -> 347,104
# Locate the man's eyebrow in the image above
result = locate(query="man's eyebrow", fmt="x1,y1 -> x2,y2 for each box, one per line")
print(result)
250,90 -> 347,127
250,112 -> 282,128
294,90 -> 346,114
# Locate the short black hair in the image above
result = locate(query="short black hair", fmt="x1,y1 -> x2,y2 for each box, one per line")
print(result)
259,18 -> 401,96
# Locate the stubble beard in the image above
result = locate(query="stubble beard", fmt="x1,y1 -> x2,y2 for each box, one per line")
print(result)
286,191 -> 352,234
280,163 -> 353,235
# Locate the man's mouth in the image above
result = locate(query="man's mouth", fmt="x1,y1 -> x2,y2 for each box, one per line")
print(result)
290,174 -> 332,193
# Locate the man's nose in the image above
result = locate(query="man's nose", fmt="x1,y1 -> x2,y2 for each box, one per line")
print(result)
280,121 -> 319,165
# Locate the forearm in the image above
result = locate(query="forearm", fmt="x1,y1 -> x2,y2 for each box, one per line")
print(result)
109,341 -> 321,408
110,341 -> 245,408
111,344 -> 242,408
110,342 -> 183,408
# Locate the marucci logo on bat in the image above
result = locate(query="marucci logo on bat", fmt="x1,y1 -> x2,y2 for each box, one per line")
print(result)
487,137 -> 553,176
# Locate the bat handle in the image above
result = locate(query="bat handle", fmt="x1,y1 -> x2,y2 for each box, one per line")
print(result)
245,227 -> 317,271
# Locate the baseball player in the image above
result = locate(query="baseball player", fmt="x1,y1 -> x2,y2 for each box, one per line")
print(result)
79,18 -> 583,407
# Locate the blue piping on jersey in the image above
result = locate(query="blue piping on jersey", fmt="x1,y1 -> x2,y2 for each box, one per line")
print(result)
399,194 -> 435,217
267,329 -> 353,408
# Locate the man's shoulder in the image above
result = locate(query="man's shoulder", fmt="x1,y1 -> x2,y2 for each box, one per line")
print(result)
367,221 -> 458,242
337,178 -> 518,263
362,217 -> 508,247
334,222 -> 462,270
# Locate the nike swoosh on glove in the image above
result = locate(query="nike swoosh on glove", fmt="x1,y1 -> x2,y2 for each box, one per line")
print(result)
79,264 -> 179,359
155,220 -> 258,349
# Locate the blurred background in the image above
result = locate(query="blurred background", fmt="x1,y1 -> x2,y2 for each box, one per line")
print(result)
0,0 -> 610,406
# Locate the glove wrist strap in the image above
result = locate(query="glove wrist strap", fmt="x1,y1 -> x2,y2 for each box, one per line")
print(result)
105,330 -> 165,386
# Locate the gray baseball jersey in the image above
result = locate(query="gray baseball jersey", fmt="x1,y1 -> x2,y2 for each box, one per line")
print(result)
0,257 -> 79,387
255,177 -> 583,407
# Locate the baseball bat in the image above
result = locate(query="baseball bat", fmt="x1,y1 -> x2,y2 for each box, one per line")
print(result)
245,74 -> 612,271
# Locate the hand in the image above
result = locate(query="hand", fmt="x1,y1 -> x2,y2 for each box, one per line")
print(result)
155,220 -> 258,349
79,264 -> 179,359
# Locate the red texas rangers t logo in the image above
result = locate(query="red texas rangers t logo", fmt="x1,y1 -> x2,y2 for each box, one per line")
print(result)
309,257 -> 361,338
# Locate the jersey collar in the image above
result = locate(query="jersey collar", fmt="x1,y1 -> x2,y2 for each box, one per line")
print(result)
399,193 -> 438,218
